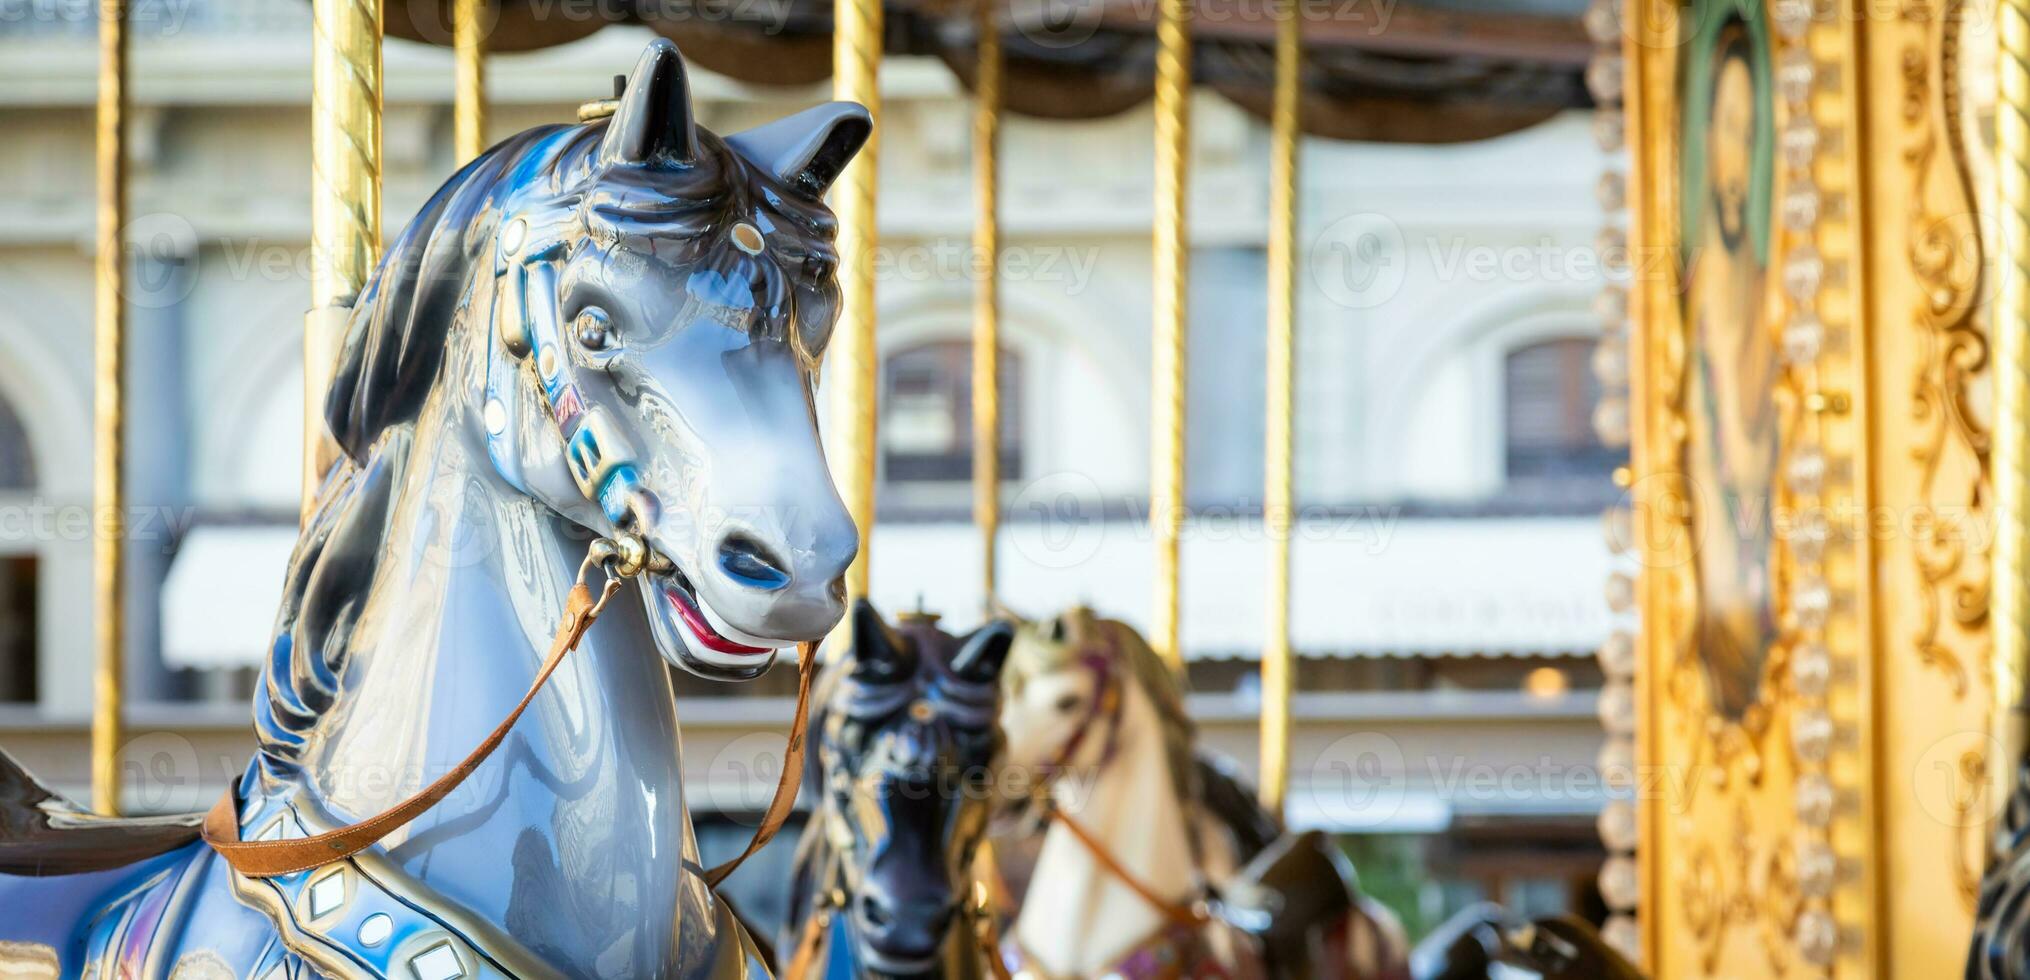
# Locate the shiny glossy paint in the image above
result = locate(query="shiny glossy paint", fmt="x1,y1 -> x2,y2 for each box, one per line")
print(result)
0,39 -> 867,979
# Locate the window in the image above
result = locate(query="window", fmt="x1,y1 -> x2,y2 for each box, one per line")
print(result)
0,557 -> 33,703
0,393 -> 31,490
0,392 -> 34,701
882,340 -> 1021,484
1503,338 -> 1620,495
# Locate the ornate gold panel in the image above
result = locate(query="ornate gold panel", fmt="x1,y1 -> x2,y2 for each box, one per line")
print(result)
1859,0 -> 1996,974
1628,0 -> 1996,973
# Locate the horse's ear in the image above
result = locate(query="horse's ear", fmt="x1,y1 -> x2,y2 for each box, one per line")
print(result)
952,621 -> 1015,685
725,102 -> 872,200
849,599 -> 910,681
599,38 -> 698,167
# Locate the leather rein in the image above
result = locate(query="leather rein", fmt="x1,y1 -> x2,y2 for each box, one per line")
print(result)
1000,634 -> 1212,974
200,534 -> 814,889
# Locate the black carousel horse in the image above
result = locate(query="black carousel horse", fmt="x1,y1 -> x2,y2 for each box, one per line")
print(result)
782,602 -> 1015,978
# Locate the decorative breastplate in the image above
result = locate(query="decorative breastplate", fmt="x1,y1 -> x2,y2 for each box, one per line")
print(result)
226,794 -> 545,980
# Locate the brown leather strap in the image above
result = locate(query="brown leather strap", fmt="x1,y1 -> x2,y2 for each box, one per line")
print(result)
1050,808 -> 1208,930
203,568 -> 815,885
784,907 -> 829,979
203,579 -> 616,877
702,641 -> 816,888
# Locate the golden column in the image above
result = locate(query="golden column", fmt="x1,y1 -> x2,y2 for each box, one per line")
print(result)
972,0 -> 1004,604
91,0 -> 128,816
829,0 -> 883,622
304,0 -> 384,517
1995,0 -> 2030,827
453,0 -> 487,164
1259,0 -> 1300,815
1149,0 -> 1192,668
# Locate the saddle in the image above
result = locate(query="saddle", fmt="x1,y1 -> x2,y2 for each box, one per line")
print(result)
1216,829 -> 1356,953
0,747 -> 205,877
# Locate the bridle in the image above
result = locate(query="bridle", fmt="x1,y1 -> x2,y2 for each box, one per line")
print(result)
1037,646 -> 1127,779
998,633 -> 1216,972
202,532 -> 813,888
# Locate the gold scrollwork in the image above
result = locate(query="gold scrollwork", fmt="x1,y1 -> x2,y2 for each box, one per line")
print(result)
1902,0 -> 1992,700
1677,803 -> 1803,974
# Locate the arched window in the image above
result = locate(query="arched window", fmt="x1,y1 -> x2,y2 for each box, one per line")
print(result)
1503,337 -> 1619,495
882,340 -> 1022,484
0,392 -> 32,490
0,391 -> 32,702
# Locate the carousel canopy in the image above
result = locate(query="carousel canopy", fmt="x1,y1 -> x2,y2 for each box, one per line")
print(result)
379,0 -> 1593,142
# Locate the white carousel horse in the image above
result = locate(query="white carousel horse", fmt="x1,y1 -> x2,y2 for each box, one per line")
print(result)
0,39 -> 866,978
994,608 -> 1410,979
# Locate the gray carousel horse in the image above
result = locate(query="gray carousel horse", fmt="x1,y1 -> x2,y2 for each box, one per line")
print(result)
781,602 -> 1015,978
0,38 -> 867,979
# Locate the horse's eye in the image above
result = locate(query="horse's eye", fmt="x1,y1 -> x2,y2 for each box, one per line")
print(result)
1053,693 -> 1082,715
575,307 -> 613,351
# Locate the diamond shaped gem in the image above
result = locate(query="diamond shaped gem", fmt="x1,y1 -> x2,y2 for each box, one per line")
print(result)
409,942 -> 465,980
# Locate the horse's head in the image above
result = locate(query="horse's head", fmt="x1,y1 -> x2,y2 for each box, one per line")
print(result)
817,601 -> 1013,974
999,606 -> 1122,773
474,40 -> 866,678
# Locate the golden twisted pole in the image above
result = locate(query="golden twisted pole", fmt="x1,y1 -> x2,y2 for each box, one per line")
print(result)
453,0 -> 487,164
1149,0 -> 1192,670
828,0 -> 883,640
1994,0 -> 2030,837
972,0 -> 1003,606
304,0 -> 383,517
91,0 -> 128,816
1259,0 -> 1300,816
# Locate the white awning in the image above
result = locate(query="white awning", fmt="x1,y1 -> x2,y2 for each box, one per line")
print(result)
162,515 -> 1612,668
869,516 -> 1612,660
161,525 -> 295,669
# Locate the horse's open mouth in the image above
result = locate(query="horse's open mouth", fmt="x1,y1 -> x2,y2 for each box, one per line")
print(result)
651,562 -> 781,659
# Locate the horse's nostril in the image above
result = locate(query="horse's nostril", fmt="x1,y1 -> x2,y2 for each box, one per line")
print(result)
828,576 -> 847,604
716,533 -> 792,590
859,894 -> 891,930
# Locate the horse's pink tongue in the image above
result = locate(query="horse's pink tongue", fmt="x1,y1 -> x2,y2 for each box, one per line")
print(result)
664,587 -> 771,655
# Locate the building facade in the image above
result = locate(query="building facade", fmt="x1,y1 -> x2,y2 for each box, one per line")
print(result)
0,0 -> 1618,933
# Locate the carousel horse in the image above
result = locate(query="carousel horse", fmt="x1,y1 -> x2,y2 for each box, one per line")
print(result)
1410,904 -> 1642,980
1970,756 -> 2030,978
0,38 -> 868,978
781,602 -> 1015,977
993,608 -> 1410,979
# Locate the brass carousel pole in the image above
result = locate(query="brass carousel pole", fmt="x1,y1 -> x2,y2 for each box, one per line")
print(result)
304,0 -> 384,517
1995,0 -> 2030,834
973,0 -> 1003,605
829,0 -> 883,639
1149,0 -> 1192,669
90,0 -> 128,816
453,0 -> 487,164
1259,0 -> 1299,816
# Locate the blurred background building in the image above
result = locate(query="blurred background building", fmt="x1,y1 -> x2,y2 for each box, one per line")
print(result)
0,0 -> 1614,939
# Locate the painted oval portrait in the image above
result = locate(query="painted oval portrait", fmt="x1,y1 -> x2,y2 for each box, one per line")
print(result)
1675,0 -> 1783,723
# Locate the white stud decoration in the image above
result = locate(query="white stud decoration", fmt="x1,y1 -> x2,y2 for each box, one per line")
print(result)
359,913 -> 393,948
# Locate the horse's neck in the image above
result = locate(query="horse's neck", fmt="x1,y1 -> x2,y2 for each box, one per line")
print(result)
298,407 -> 706,976
1015,682 -> 1196,975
